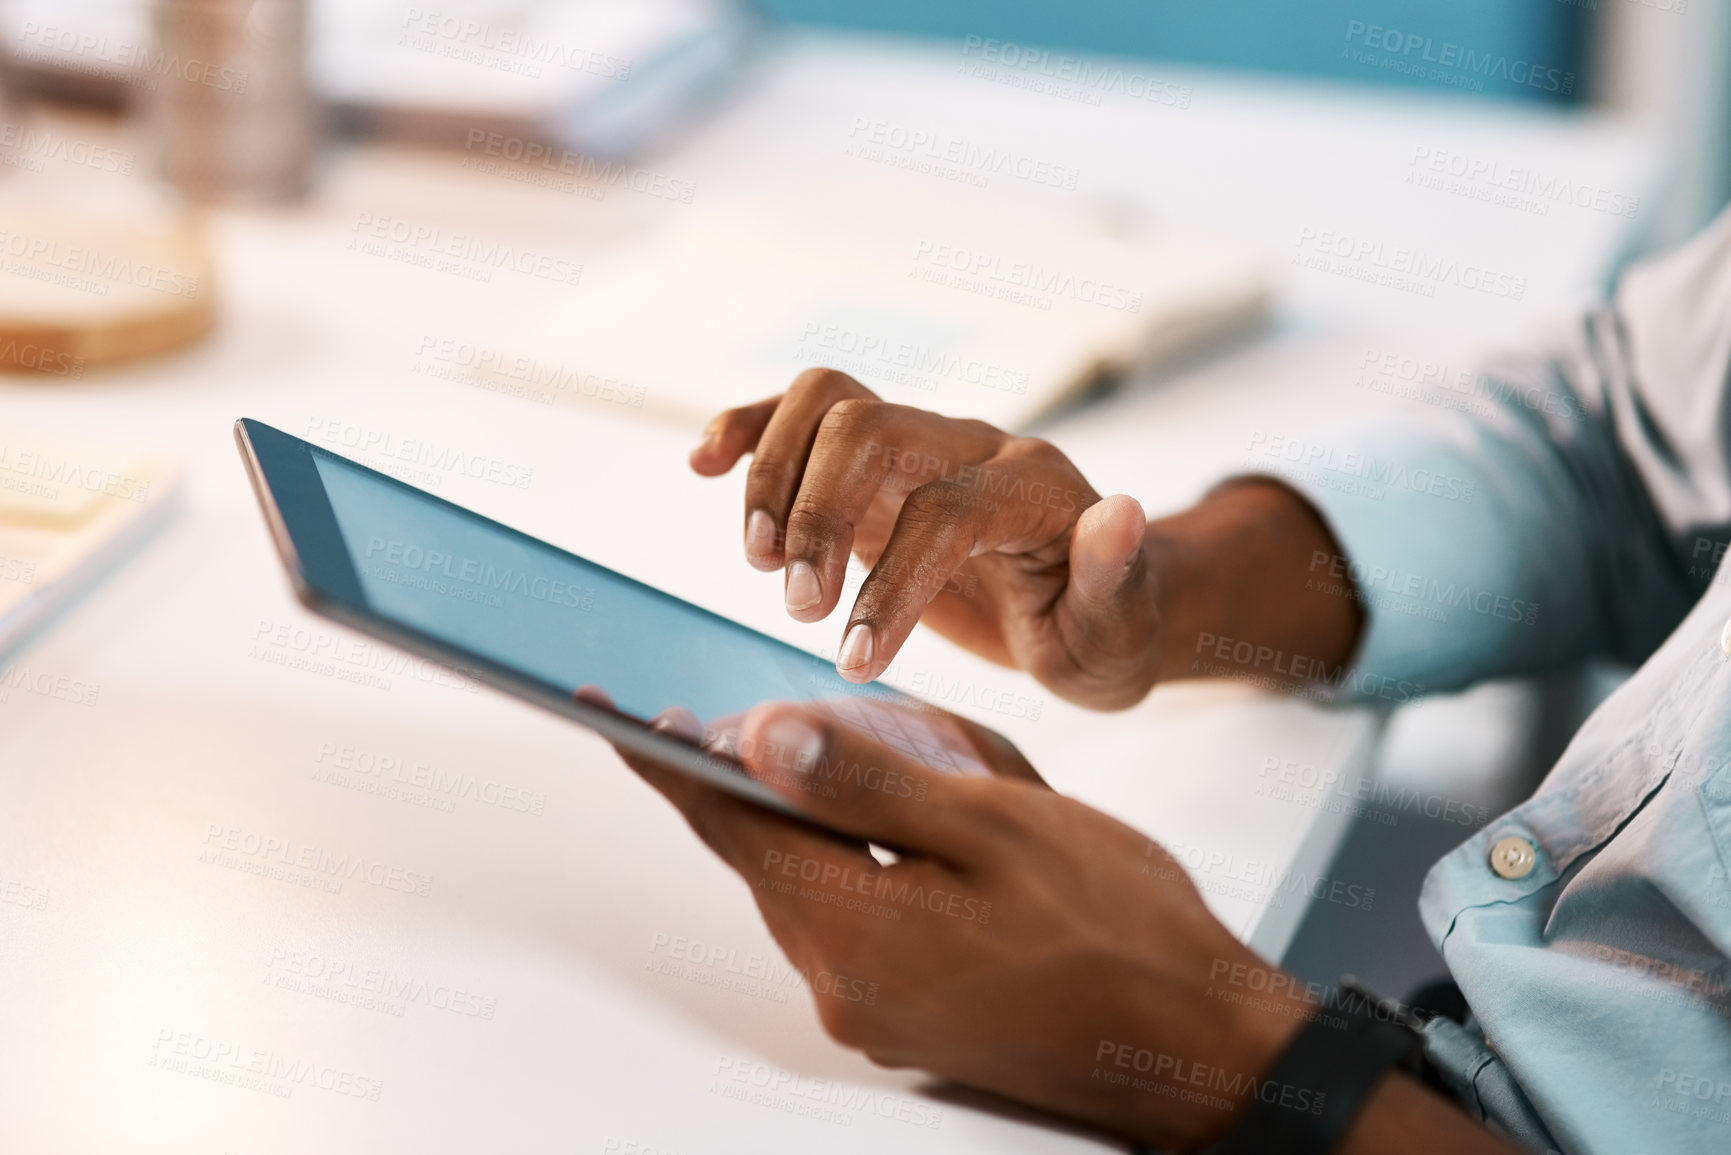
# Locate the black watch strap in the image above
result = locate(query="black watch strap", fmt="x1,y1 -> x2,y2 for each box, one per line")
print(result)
1200,984 -> 1425,1155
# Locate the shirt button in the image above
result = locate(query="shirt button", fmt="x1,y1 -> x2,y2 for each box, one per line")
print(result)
1721,618 -> 1731,657
1489,836 -> 1537,880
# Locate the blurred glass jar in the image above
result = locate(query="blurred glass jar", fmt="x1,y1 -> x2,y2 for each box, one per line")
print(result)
0,46 -> 11,138
149,0 -> 315,201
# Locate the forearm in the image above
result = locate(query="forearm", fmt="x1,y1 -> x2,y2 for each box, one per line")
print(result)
1145,479 -> 1364,688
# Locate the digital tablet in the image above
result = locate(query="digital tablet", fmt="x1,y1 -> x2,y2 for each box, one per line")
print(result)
235,418 -> 1000,823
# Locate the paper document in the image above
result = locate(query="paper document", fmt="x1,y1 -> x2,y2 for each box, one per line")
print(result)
482,199 -> 1269,430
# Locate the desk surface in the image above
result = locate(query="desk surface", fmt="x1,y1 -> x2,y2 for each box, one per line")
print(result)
0,32 -> 1652,1155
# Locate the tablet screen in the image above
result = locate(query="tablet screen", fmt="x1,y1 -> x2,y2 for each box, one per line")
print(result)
309,451 -> 896,729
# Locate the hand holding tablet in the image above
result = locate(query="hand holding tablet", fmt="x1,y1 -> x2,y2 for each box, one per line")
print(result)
235,395 -> 1435,1152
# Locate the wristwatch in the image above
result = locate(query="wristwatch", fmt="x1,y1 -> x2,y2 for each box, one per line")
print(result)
1197,977 -> 1428,1155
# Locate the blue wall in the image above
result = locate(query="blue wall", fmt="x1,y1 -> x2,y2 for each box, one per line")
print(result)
752,0 -> 1591,104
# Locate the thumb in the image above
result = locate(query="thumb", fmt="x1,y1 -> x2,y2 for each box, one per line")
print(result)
1056,494 -> 1162,707
1071,494 -> 1147,598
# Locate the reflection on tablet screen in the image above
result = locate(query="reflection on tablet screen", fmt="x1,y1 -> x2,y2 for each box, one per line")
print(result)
310,451 -> 984,776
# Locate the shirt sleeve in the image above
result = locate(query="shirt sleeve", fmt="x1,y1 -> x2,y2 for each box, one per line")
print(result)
1247,206 -> 1731,697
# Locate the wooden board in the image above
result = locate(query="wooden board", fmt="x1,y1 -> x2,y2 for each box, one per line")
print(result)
0,216 -> 217,375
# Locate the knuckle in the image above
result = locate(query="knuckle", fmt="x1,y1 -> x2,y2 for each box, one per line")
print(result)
957,416 -> 1009,445
861,557 -> 942,613
817,396 -> 883,441
715,402 -> 758,430
790,366 -> 861,398
1002,436 -> 1060,462
744,454 -> 792,495
1003,437 -> 1079,479
903,480 -> 971,523
784,502 -> 850,546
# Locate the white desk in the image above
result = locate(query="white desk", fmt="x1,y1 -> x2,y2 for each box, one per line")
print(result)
0,32 -> 1653,1155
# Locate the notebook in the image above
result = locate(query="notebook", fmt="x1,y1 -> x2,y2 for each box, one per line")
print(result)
0,433 -> 181,661
475,197 -> 1270,431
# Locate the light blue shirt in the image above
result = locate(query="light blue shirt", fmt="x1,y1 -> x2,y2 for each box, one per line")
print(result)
1273,206 -> 1731,1153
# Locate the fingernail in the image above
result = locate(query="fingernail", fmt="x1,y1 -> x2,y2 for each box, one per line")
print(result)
763,712 -> 825,775
651,707 -> 703,743
785,559 -> 821,612
745,509 -> 777,561
697,423 -> 722,452
838,622 -> 874,673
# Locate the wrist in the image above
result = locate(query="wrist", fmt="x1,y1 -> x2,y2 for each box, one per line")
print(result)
1142,514 -> 1219,685
1087,941 -> 1319,1151
1176,962 -> 1317,1151
1143,480 -> 1362,689
1194,980 -> 1454,1155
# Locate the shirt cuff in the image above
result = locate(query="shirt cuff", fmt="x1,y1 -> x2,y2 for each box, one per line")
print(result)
1230,421 -> 1554,701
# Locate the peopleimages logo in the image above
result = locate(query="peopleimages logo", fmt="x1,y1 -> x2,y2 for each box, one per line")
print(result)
0,227 -> 204,299
12,21 -> 251,93
797,323 -> 1030,396
305,418 -> 534,491
1307,550 -> 1539,627
1354,346 -> 1585,424
201,824 -> 436,898
1342,21 -> 1574,95
910,240 -> 1144,314
710,1055 -> 943,1129
361,537 -> 595,611
0,663 -> 100,707
347,212 -> 583,286
958,36 -> 1193,108
265,947 -> 498,1020
400,8 -> 632,78
1294,227 -> 1526,301
1406,146 -> 1640,221
1246,430 -> 1478,505
0,121 -> 136,175
1092,1039 -> 1326,1116
0,441 -> 152,503
462,130 -> 696,205
845,118 -> 1081,191
149,1028 -> 383,1101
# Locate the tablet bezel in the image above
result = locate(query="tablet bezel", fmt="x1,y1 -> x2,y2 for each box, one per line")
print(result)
235,416 -> 823,822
